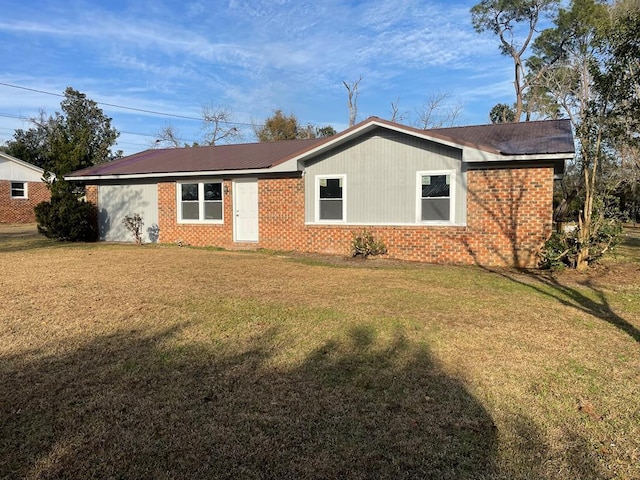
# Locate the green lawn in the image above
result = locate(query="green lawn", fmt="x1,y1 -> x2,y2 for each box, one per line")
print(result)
1,225 -> 639,479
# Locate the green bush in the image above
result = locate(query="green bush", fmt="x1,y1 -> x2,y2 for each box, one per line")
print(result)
351,230 -> 387,258
540,192 -> 626,270
35,192 -> 98,242
538,219 -> 623,269
538,231 -> 576,269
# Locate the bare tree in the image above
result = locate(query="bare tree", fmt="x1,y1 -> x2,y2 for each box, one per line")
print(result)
389,98 -> 409,123
154,123 -> 184,148
200,104 -> 242,145
153,105 -> 242,149
343,75 -> 363,127
415,92 -> 464,129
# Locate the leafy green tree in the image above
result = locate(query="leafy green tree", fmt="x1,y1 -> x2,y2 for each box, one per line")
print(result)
527,0 -> 639,268
48,87 -> 120,177
3,111 -> 57,169
526,0 -> 609,245
255,110 -> 301,142
606,0 -> 640,222
254,110 -> 335,142
526,0 -> 609,128
471,0 -> 560,121
5,87 -> 120,177
489,103 -> 516,123
316,125 -> 337,138
7,87 -> 120,241
596,0 -> 640,150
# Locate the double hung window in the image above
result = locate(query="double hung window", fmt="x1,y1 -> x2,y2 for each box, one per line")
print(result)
317,176 -> 345,222
178,182 -> 223,222
10,182 -> 26,199
419,172 -> 454,223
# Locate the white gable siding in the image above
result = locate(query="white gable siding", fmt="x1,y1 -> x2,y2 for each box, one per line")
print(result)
98,183 -> 159,243
0,156 -> 45,182
304,129 -> 467,225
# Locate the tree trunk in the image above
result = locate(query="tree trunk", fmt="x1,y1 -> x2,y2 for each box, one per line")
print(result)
575,122 -> 603,270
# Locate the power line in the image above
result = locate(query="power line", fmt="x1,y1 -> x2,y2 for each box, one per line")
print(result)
0,112 -> 29,120
0,82 -> 260,127
0,112 -> 199,143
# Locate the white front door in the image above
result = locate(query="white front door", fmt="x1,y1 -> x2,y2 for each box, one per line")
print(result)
233,178 -> 259,242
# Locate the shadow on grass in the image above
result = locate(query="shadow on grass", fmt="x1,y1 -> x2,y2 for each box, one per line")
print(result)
0,227 -> 66,254
0,229 -> 98,254
0,323 -> 607,479
621,228 -> 640,249
469,215 -> 640,343
482,266 -> 640,344
2,325 -> 494,479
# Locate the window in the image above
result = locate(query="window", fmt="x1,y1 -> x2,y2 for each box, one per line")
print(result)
317,175 -> 345,222
418,172 -> 454,222
10,182 -> 27,199
178,182 -> 223,222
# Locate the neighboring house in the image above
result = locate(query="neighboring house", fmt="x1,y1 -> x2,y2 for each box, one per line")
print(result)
66,117 -> 574,267
0,152 -> 50,223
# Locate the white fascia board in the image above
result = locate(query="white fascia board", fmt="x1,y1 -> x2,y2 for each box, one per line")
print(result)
376,122 -> 465,149
462,149 -> 574,163
64,166 -> 299,182
279,120 -> 466,168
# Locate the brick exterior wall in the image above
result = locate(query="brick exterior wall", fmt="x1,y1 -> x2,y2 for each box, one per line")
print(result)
89,165 -> 554,267
0,180 -> 51,223
85,184 -> 98,205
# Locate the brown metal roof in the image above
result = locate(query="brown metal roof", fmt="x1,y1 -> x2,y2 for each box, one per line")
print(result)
69,138 -> 324,177
428,119 -> 574,155
67,118 -> 574,179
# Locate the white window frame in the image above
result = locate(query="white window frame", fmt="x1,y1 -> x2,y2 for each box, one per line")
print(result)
315,174 -> 347,223
176,181 -> 224,224
10,181 -> 27,199
416,170 -> 456,224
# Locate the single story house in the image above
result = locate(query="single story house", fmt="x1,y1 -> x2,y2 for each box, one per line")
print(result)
66,117 -> 574,267
0,152 -> 51,223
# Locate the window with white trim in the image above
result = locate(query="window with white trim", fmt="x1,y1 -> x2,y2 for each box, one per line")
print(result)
418,172 -> 454,222
10,182 -> 27,199
178,182 -> 223,222
317,175 -> 345,222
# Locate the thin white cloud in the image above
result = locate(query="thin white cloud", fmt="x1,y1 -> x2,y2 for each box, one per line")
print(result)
0,0 -> 525,154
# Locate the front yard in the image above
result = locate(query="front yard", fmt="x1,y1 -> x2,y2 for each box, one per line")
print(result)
1,225 -> 639,479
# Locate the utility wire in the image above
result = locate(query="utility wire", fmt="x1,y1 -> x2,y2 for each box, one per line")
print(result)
0,82 -> 261,127
0,112 -> 198,144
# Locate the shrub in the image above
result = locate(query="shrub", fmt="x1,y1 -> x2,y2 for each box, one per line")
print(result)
538,231 -> 576,269
538,218 -> 623,269
35,191 -> 98,242
351,230 -> 387,258
123,213 -> 144,245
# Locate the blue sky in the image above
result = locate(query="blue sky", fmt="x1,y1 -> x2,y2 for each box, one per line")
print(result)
0,0 -> 518,155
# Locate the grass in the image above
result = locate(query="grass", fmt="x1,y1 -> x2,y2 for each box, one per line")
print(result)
1,224 -> 639,479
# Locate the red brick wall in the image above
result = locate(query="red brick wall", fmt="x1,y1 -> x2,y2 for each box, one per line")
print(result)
85,184 -> 98,205
88,166 -> 554,267
465,167 -> 554,267
157,180 -> 235,247
255,168 -> 553,267
0,180 -> 51,223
